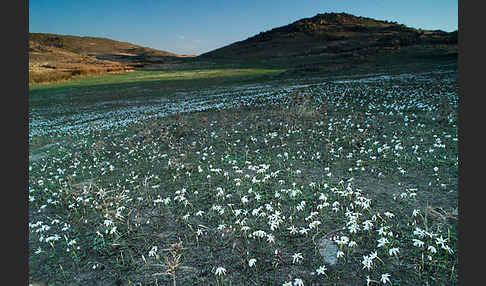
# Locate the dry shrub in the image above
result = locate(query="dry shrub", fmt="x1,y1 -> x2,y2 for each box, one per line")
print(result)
437,97 -> 455,124
29,70 -> 73,85
70,65 -> 126,76
286,90 -> 323,122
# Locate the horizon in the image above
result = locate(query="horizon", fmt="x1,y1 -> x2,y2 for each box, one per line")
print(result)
29,0 -> 458,56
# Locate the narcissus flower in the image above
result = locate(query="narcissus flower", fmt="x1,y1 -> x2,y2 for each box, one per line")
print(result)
215,266 -> 226,276
380,273 -> 391,284
292,252 -> 303,264
248,258 -> 257,267
316,265 -> 327,275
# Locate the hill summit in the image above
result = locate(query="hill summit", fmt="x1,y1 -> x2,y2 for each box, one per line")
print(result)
200,12 -> 457,60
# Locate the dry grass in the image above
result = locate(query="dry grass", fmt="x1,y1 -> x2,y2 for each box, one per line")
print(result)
29,65 -> 131,85
284,90 -> 329,125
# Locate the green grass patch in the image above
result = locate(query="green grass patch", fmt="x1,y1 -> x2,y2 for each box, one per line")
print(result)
30,68 -> 284,91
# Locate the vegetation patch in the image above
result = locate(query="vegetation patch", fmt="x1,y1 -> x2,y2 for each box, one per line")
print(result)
29,66 -> 457,285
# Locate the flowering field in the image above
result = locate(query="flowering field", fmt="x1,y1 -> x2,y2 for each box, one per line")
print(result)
29,67 -> 458,285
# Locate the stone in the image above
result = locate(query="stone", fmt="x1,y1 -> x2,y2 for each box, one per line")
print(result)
318,238 -> 338,265
29,152 -> 47,162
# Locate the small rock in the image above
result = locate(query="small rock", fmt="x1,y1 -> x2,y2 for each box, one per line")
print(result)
77,178 -> 96,188
29,281 -> 47,286
318,238 -> 338,265
29,152 -> 47,162
156,231 -> 176,240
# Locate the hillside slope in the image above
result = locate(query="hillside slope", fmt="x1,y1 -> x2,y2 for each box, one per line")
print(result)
29,33 -> 180,57
200,12 -> 457,62
29,33 -> 187,84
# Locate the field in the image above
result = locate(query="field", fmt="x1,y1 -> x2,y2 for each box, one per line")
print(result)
29,63 -> 458,286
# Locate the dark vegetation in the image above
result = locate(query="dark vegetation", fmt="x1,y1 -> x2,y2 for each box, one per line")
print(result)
200,12 -> 457,61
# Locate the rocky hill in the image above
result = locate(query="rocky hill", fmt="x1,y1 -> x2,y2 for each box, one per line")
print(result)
200,12 -> 457,61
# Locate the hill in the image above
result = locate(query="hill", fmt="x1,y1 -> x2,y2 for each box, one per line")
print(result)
199,12 -> 457,66
29,33 -> 189,84
29,33 -> 181,57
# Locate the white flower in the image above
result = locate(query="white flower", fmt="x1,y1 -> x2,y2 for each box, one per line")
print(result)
309,220 -> 321,229
377,237 -> 389,248
388,247 -> 400,257
282,282 -> 292,286
252,230 -> 267,238
288,225 -> 298,235
428,245 -> 437,254
413,239 -> 425,248
234,209 -> 242,217
363,220 -> 373,231
377,226 -> 388,236
266,234 -> 275,244
336,236 -> 349,246
383,212 -> 395,218
296,201 -> 306,211
413,227 -> 425,238
148,246 -> 158,257
366,275 -> 373,286
293,278 -> 304,286
317,203 -> 328,210
318,193 -> 328,201
299,228 -> 309,235
316,265 -> 327,275
215,266 -> 226,276
248,258 -> 257,267
348,223 -> 360,234
412,209 -> 420,217
442,244 -> 454,254
336,250 -> 344,258
435,235 -> 447,247
292,252 -> 303,264
362,255 -> 373,270
369,251 -> 378,260
380,273 -> 391,284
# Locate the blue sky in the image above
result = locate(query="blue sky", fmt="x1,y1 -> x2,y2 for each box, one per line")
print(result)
29,0 -> 458,56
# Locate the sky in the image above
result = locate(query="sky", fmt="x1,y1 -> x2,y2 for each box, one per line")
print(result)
29,0 -> 458,56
